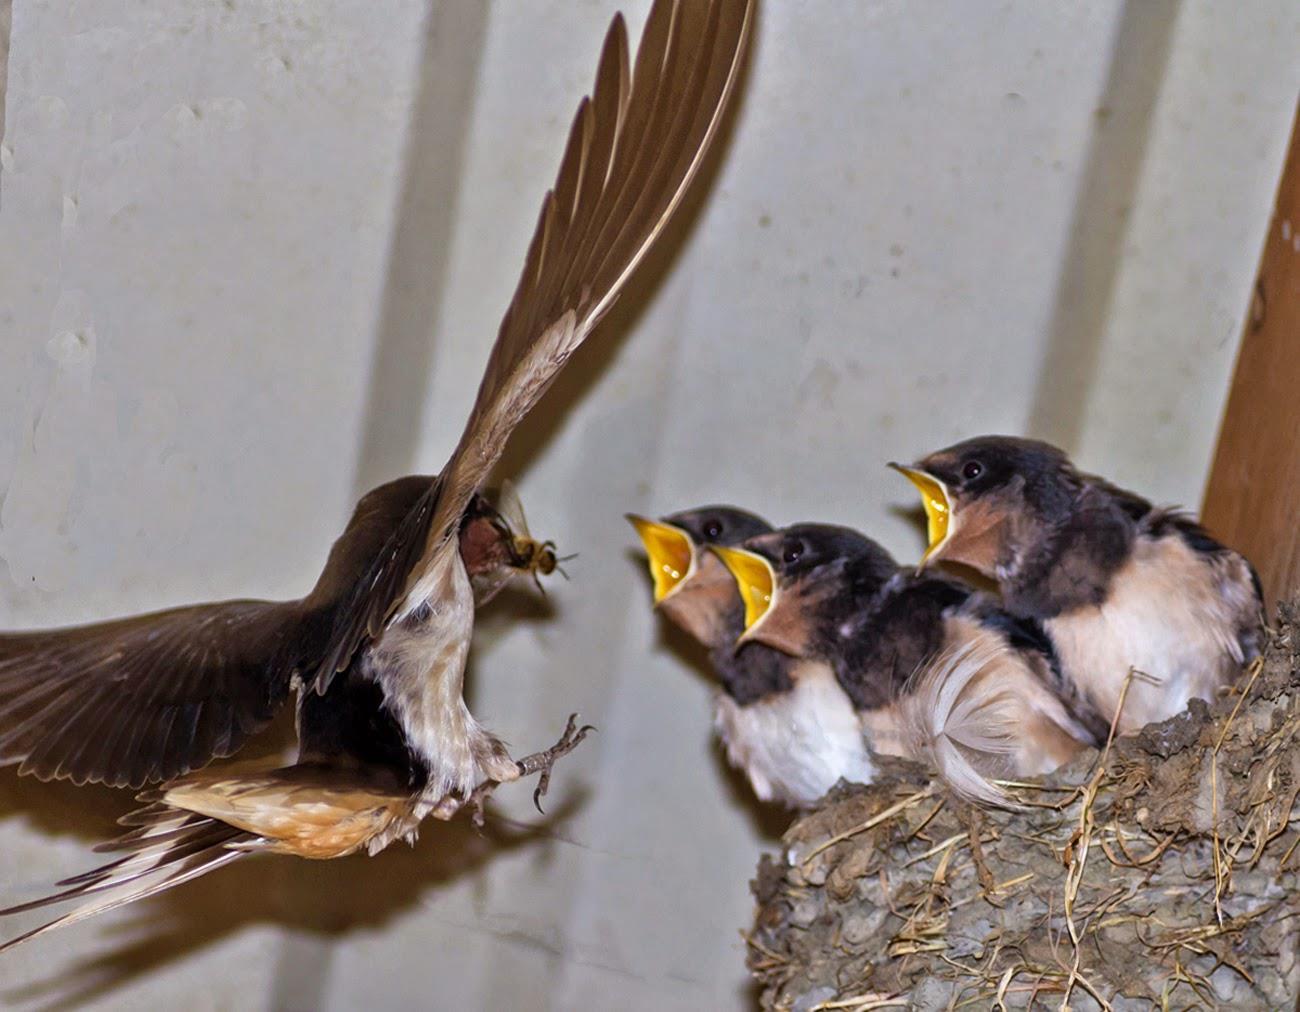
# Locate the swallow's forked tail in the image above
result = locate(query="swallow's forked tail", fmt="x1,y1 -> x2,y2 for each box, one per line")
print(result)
0,766 -> 415,951
898,637 -> 1023,807
0,798 -> 255,952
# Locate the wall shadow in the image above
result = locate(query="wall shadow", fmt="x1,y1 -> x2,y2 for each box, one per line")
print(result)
350,0 -> 491,496
0,0 -> 10,209
2,792 -> 588,1012
1025,0 -> 1182,453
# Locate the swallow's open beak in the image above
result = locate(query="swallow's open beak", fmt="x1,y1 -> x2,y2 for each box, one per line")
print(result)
889,463 -> 952,568
626,515 -> 696,603
710,545 -> 777,646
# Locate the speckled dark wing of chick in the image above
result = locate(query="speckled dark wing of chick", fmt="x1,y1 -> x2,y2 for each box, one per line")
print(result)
1078,470 -> 1265,665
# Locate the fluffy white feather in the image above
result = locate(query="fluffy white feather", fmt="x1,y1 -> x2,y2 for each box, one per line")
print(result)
713,661 -> 876,808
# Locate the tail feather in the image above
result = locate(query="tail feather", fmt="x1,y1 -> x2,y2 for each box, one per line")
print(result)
0,851 -> 246,953
899,638 -> 1022,807
0,798 -> 256,951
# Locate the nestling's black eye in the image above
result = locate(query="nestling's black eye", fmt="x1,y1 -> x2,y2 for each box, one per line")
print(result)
782,540 -> 804,565
962,460 -> 984,481
702,519 -> 723,540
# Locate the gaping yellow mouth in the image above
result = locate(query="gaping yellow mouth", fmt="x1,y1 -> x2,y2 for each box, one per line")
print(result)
710,545 -> 777,640
889,463 -> 952,565
626,515 -> 695,603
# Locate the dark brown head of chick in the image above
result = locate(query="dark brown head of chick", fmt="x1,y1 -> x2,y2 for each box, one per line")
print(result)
716,523 -> 978,712
628,506 -> 792,705
717,524 -> 899,658
889,436 -> 1085,595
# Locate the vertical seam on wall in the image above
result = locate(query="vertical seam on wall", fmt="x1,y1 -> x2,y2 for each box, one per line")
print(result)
349,0 -> 492,498
0,0 -> 13,210
1023,0 -> 1181,454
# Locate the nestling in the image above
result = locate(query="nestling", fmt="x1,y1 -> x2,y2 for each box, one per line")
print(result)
714,523 -> 1107,805
629,506 -> 817,805
893,435 -> 1264,733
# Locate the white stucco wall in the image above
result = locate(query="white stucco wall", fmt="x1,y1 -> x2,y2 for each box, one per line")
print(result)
0,2 -> 1296,1009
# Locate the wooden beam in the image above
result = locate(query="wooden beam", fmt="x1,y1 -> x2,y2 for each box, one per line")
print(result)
1203,102 -> 1300,611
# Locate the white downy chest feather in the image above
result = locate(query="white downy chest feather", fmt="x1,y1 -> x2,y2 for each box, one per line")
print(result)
1045,536 -> 1246,732
712,661 -> 874,807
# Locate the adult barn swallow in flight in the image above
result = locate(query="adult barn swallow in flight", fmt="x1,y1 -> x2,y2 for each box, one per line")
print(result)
0,0 -> 755,948
892,435 -> 1264,733
627,507 -> 841,807
713,524 -> 1106,805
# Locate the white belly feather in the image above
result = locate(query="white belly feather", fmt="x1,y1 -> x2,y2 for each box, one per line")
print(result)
712,661 -> 875,808
1046,535 -> 1247,732
364,549 -> 490,804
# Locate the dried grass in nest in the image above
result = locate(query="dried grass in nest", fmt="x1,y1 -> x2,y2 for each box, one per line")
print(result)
747,603 -> 1300,1011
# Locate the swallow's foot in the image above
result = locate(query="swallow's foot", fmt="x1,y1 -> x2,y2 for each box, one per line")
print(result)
432,778 -> 505,830
514,713 -> 595,813
465,778 -> 502,831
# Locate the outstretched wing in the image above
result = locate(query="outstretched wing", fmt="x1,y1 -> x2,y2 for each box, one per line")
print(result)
308,0 -> 754,685
397,0 -> 754,614
0,474 -> 438,788
451,0 -> 754,490
0,601 -> 299,789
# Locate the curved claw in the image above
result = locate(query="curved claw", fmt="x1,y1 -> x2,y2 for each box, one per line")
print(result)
518,713 -> 596,813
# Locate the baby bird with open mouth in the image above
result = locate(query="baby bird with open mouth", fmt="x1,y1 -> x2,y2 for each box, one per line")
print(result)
892,436 -> 1263,734
712,523 -> 1108,805
628,507 -> 841,806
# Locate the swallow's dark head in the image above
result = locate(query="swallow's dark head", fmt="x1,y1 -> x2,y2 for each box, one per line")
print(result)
712,523 -> 897,657
891,436 -> 1077,578
626,505 -> 772,647
460,489 -> 562,605
460,493 -> 517,578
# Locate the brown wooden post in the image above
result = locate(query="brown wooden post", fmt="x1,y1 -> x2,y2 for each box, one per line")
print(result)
1203,102 -> 1300,612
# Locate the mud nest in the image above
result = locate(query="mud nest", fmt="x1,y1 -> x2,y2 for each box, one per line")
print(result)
748,602 -> 1300,1010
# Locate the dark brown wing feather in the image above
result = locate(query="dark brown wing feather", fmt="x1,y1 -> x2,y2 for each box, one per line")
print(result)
0,475 -> 439,788
0,799 -> 250,952
310,478 -> 441,693
395,0 -> 755,615
0,601 -> 299,789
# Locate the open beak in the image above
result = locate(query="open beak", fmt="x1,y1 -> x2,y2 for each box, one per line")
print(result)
889,463 -> 953,568
709,545 -> 777,646
626,515 -> 696,603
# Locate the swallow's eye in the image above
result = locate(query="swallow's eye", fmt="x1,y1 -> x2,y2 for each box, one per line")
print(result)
962,460 -> 984,482
702,519 -> 723,540
782,541 -> 804,565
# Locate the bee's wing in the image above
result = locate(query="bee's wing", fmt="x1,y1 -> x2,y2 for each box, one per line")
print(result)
494,478 -> 531,541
